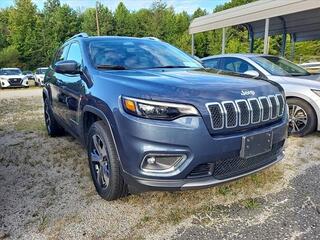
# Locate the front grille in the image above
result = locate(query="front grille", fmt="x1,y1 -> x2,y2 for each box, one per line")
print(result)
207,94 -> 285,130
8,78 -> 23,86
213,141 -> 284,180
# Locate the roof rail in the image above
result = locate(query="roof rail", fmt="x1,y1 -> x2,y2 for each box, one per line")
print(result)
67,32 -> 89,42
142,37 -> 161,41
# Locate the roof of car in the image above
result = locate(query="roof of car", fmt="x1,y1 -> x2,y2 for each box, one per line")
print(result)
201,53 -> 275,60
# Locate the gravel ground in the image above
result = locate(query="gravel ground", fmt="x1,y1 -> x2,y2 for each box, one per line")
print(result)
0,87 -> 42,100
0,89 -> 319,239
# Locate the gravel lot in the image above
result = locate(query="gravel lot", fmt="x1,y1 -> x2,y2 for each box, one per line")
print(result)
0,88 -> 319,239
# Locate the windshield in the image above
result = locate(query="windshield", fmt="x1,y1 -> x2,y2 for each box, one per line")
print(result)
0,69 -> 22,75
87,38 -> 203,70
250,57 -> 290,76
261,56 -> 310,76
36,68 -> 48,74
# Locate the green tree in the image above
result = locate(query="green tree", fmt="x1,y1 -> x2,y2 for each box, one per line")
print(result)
114,2 -> 132,36
8,0 -> 40,69
0,45 -> 21,68
0,8 -> 10,50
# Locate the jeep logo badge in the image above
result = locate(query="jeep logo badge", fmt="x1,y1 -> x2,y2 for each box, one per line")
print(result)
241,90 -> 255,96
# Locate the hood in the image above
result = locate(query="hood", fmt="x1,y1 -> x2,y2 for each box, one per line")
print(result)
295,74 -> 320,81
269,75 -> 320,89
99,68 -> 282,103
0,74 -> 24,79
96,68 -> 284,135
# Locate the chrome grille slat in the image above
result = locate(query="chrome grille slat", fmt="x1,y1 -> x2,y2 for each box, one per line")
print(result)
236,100 -> 250,126
268,95 -> 278,119
206,102 -> 224,130
222,101 -> 238,128
206,94 -> 284,131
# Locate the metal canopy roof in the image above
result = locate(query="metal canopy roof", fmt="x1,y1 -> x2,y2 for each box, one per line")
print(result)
189,0 -> 320,42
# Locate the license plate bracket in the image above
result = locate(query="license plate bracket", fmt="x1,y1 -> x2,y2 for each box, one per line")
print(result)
240,131 -> 273,159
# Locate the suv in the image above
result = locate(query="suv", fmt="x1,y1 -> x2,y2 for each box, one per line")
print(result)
0,68 -> 28,88
43,33 -> 288,201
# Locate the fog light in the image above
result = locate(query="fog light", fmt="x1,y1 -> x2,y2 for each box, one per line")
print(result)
141,154 -> 187,173
147,156 -> 156,164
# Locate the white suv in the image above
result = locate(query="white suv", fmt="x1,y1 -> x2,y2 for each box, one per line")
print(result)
0,68 -> 29,88
34,67 -> 48,86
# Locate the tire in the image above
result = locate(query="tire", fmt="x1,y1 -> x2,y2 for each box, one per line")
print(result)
44,98 -> 64,137
87,121 -> 128,201
287,98 -> 317,137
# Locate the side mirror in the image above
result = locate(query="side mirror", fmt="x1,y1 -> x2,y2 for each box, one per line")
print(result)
54,60 -> 81,74
244,70 -> 260,78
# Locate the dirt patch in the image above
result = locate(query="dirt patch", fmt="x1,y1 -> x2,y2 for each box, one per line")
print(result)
1,94 -> 320,240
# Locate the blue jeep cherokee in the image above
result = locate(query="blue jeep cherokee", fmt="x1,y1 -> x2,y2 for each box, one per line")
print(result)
43,33 -> 288,200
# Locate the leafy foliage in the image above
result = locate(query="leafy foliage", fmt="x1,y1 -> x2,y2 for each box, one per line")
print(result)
0,0 -> 319,70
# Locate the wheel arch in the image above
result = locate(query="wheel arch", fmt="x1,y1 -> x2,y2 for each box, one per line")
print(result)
286,94 -> 319,131
80,105 -> 124,167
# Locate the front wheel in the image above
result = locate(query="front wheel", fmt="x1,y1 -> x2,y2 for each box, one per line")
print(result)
87,121 -> 128,201
287,98 -> 317,137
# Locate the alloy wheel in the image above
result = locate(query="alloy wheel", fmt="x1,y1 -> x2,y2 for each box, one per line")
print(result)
90,134 -> 110,188
288,104 -> 308,133
44,103 -> 51,133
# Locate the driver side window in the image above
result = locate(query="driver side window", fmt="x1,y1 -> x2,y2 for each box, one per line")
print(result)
221,57 -> 256,74
53,45 -> 69,65
67,42 -> 82,65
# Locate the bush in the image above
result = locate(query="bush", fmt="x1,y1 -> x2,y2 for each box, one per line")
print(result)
0,46 -> 21,68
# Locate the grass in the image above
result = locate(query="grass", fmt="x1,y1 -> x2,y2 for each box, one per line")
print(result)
217,185 -> 232,196
125,165 -> 284,238
242,198 -> 261,209
38,214 -> 49,232
14,118 -> 46,133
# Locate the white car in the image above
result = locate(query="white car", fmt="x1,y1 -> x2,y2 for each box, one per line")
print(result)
34,67 -> 49,86
0,68 -> 29,88
202,54 -> 320,136
300,62 -> 320,73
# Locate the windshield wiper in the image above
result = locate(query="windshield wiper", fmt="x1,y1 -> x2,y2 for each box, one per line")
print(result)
96,64 -> 127,70
151,65 -> 192,69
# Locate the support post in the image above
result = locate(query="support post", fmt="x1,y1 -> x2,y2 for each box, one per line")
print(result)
191,34 -> 194,56
279,17 -> 287,57
95,1 -> 100,36
290,34 -> 296,61
263,18 -> 270,54
246,24 -> 254,53
222,27 -> 226,54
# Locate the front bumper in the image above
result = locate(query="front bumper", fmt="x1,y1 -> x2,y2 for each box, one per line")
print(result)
115,110 -> 288,191
0,78 -> 28,88
123,152 -> 284,191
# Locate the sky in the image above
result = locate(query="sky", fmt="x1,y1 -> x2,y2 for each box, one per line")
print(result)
0,0 -> 229,13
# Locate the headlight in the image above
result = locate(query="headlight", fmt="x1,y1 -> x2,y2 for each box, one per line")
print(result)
122,96 -> 199,120
312,89 -> 320,97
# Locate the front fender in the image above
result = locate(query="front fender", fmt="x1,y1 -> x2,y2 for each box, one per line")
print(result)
80,103 -> 126,169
